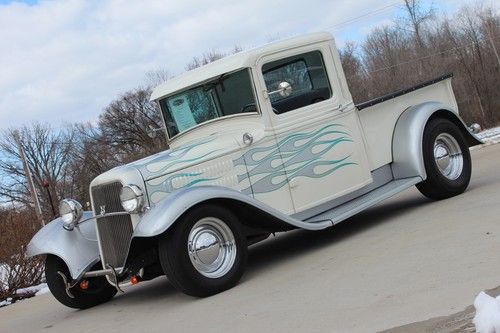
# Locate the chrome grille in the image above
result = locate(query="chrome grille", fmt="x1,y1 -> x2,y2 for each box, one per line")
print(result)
91,182 -> 133,268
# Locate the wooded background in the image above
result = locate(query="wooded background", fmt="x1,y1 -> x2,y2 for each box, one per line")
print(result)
0,0 -> 499,301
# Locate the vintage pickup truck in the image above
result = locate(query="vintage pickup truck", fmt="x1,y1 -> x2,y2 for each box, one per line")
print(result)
28,32 -> 482,309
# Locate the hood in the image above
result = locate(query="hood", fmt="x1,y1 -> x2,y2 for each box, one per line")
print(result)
127,134 -> 242,182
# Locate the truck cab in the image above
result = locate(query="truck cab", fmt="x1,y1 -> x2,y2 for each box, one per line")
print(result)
148,32 -> 372,216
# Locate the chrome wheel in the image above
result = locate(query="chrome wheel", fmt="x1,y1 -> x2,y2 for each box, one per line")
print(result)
187,217 -> 237,278
433,133 -> 463,180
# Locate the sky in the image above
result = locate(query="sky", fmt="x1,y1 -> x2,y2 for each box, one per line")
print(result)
0,0 -> 488,131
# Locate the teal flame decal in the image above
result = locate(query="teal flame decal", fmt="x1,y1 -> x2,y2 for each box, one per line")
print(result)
142,137 -> 218,177
149,172 -> 220,194
234,124 -> 357,194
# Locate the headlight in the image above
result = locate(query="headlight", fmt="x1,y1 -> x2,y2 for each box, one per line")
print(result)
120,184 -> 144,213
59,199 -> 83,231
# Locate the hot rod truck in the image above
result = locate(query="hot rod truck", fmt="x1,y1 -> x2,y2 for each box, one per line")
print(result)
27,32 -> 482,309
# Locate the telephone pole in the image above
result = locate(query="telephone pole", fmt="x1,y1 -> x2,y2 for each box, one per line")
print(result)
13,131 -> 45,226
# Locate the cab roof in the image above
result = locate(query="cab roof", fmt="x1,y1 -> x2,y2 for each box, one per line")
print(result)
150,32 -> 333,101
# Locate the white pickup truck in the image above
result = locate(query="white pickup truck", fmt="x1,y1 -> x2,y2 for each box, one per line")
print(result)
28,32 -> 482,309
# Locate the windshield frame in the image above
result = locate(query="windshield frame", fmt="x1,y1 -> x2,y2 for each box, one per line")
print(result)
158,68 -> 261,143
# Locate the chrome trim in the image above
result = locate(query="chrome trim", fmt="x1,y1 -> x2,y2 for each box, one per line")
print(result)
91,181 -> 134,271
57,271 -> 77,299
78,211 -> 132,225
242,132 -> 253,145
119,184 -> 144,213
187,217 -> 237,278
60,199 -> 83,231
106,264 -> 124,293
83,268 -> 114,278
434,133 -> 463,180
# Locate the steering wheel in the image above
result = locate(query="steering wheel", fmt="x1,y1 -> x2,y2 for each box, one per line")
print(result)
240,103 -> 257,113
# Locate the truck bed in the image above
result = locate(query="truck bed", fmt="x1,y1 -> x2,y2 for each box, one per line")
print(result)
357,74 -> 459,171
355,74 -> 453,111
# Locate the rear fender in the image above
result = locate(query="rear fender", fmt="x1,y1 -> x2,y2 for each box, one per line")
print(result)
26,211 -> 100,280
391,101 -> 482,180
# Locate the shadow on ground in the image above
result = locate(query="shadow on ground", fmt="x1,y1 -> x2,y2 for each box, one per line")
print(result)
245,194 -> 430,278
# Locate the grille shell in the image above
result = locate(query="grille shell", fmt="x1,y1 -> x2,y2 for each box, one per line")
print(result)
91,182 -> 133,269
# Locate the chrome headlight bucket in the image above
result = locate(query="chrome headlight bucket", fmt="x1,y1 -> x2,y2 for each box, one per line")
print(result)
119,184 -> 144,213
59,199 -> 83,231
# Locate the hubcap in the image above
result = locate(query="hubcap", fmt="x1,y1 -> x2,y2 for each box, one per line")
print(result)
187,217 -> 236,278
433,133 -> 463,180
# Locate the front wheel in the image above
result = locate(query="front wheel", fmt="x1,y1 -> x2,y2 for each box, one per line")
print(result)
416,118 -> 472,200
45,255 -> 117,309
158,205 -> 247,297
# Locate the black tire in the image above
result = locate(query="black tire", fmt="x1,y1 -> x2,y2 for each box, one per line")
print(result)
45,255 -> 117,309
416,118 -> 472,200
158,204 -> 247,297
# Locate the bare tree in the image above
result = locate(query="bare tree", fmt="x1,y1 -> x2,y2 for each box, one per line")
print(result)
341,3 -> 499,127
0,124 -> 77,218
339,42 -> 369,102
145,68 -> 170,86
185,49 -> 227,70
98,87 -> 168,161
0,208 -> 44,303
401,0 -> 434,48
185,45 -> 244,70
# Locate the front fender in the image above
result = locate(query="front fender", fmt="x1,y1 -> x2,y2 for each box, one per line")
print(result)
391,101 -> 483,180
26,211 -> 100,280
133,186 -> 332,240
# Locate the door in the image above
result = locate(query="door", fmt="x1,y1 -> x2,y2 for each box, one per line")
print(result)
258,47 -> 372,214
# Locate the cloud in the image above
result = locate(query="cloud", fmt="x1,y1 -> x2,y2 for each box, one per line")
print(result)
0,0 -> 472,130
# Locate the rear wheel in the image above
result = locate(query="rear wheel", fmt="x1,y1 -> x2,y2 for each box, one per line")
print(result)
416,118 -> 472,200
158,204 -> 247,297
45,255 -> 117,309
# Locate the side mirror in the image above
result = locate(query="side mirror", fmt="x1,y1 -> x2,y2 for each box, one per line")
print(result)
267,81 -> 293,98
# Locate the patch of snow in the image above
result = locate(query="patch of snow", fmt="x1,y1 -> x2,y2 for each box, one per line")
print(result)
0,263 -> 7,285
1,262 -> 49,308
35,285 -> 50,296
0,297 -> 12,307
473,291 -> 500,333
477,126 -> 500,145
16,283 -> 49,296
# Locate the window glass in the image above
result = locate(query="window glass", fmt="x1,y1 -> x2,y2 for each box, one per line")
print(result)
159,69 -> 257,138
262,51 -> 332,114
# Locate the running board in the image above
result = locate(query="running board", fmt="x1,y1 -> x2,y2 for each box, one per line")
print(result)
304,177 -> 422,226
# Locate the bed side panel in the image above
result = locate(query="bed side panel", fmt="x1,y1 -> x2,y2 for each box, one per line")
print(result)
358,78 -> 458,171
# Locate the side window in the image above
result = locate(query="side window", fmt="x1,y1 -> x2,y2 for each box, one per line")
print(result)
262,51 -> 332,114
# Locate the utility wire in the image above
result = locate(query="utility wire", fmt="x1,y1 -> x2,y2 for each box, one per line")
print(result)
324,2 -> 402,31
360,35 -> 500,76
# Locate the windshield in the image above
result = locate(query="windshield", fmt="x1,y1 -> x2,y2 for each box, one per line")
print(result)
159,69 -> 257,138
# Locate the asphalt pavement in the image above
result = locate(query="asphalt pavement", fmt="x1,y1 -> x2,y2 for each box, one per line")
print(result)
1,144 -> 499,333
